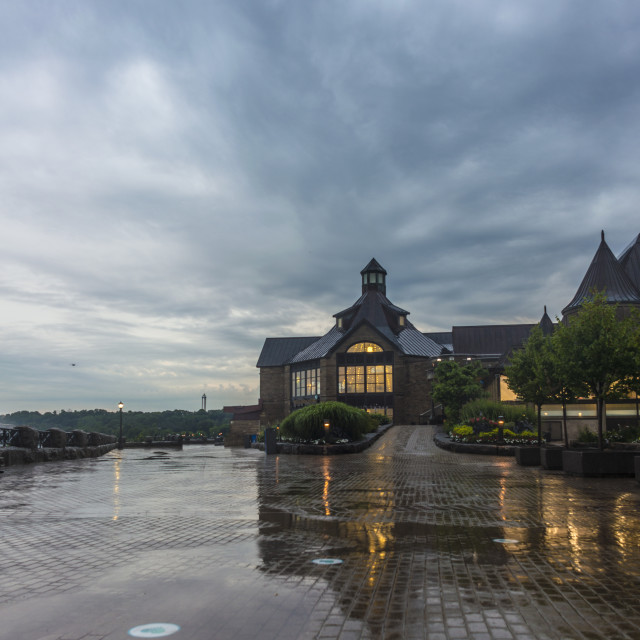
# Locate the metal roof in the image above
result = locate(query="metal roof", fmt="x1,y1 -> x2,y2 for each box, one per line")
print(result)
288,326 -> 344,363
397,326 -> 443,357
256,336 -> 320,367
452,324 -> 536,356
618,232 -> 640,292
261,279 -> 445,367
562,231 -> 640,316
360,258 -> 387,275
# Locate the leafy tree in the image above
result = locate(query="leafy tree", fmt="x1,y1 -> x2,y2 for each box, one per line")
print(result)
505,326 -> 558,445
552,294 -> 639,450
431,360 -> 485,424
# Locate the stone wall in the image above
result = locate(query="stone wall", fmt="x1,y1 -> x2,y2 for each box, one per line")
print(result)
394,356 -> 431,424
260,367 -> 286,426
225,419 -> 260,447
0,427 -> 117,467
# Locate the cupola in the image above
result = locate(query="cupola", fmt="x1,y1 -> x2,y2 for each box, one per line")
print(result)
361,258 -> 387,295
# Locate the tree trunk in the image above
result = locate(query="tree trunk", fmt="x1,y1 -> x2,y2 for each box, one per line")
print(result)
562,399 -> 569,448
537,403 -> 542,447
596,396 -> 604,451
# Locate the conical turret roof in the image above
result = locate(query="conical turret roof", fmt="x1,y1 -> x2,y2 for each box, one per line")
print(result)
618,232 -> 640,291
539,306 -> 555,335
562,230 -> 640,317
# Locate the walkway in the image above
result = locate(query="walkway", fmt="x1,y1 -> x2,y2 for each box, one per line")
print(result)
1,425 -> 640,639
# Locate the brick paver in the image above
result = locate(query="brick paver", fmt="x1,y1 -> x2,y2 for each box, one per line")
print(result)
1,426 -> 640,639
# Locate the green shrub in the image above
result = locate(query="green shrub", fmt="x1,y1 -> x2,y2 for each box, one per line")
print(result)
460,399 -> 536,425
451,425 -> 474,437
605,424 -> 640,443
280,402 -> 372,443
577,428 -> 597,443
367,412 -> 391,429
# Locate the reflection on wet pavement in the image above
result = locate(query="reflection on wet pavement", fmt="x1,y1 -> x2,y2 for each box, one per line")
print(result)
1,425 -> 640,639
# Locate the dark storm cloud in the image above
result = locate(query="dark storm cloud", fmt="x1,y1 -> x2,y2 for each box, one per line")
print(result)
1,0 -> 640,412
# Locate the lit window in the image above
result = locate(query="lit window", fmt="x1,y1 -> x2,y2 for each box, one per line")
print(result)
347,342 -> 383,353
338,364 -> 392,394
291,367 -> 321,398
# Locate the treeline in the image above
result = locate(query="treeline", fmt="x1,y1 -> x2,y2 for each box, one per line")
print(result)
0,409 -> 232,442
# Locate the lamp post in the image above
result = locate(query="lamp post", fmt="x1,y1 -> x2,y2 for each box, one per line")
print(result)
118,401 -> 124,450
498,415 -> 504,444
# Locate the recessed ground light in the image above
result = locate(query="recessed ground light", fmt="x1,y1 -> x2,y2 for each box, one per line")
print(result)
312,558 -> 343,565
493,538 -> 519,544
128,623 -> 180,637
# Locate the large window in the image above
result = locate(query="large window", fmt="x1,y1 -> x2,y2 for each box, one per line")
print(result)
338,365 -> 393,394
291,367 -> 321,398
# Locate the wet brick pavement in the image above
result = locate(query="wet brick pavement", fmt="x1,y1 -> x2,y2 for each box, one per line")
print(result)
1,425 -> 640,640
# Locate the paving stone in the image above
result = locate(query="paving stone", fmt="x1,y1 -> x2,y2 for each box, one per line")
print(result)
1,425 -> 640,639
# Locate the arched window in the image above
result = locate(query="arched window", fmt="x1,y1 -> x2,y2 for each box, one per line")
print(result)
347,342 -> 383,353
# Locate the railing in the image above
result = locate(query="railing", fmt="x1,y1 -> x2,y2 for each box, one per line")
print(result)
420,404 -> 443,424
1,427 -> 18,447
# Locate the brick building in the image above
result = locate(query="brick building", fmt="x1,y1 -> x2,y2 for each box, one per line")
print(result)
257,259 -> 449,426
248,231 -> 640,433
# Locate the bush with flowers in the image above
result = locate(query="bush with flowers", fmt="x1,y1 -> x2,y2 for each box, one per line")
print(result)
450,424 -> 539,445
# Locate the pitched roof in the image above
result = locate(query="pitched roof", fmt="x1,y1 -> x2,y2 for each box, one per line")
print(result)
452,324 -> 536,356
256,337 -> 320,367
424,331 -> 453,353
259,259 -> 444,367
618,232 -> 640,291
360,258 -> 387,275
222,402 -> 262,420
562,230 -> 640,316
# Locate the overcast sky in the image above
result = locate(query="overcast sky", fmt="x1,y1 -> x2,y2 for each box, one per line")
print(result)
2,0 -> 640,414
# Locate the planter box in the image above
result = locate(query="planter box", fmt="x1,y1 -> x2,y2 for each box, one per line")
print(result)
515,446 -> 541,466
562,449 -> 639,477
541,447 -> 564,470
635,456 -> 640,483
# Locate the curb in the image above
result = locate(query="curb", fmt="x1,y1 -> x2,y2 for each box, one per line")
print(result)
251,423 -> 394,455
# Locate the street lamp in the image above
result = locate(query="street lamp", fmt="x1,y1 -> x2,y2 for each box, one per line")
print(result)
497,415 -> 504,444
118,401 -> 124,450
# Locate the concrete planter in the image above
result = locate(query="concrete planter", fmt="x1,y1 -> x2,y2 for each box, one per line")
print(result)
562,449 -> 639,477
541,447 -> 564,470
47,428 -> 68,448
70,430 -> 89,447
636,456 -> 640,483
515,446 -> 541,466
14,426 -> 39,449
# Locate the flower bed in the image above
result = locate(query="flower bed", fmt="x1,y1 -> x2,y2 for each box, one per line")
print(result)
449,425 -> 540,446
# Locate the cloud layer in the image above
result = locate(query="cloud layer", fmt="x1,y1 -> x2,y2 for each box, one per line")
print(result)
2,0 -> 640,412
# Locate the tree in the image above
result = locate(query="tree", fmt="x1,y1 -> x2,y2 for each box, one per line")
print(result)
505,326 -> 558,446
552,294 -> 639,450
431,360 -> 485,424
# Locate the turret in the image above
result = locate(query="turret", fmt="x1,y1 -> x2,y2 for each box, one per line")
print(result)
361,258 -> 387,295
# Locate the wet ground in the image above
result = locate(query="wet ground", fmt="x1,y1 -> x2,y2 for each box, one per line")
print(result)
1,425 -> 640,640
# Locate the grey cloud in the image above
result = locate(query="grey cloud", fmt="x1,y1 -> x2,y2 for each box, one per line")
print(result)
1,0 -> 640,412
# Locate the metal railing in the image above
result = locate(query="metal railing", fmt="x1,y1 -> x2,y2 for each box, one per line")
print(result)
1,427 -> 18,447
